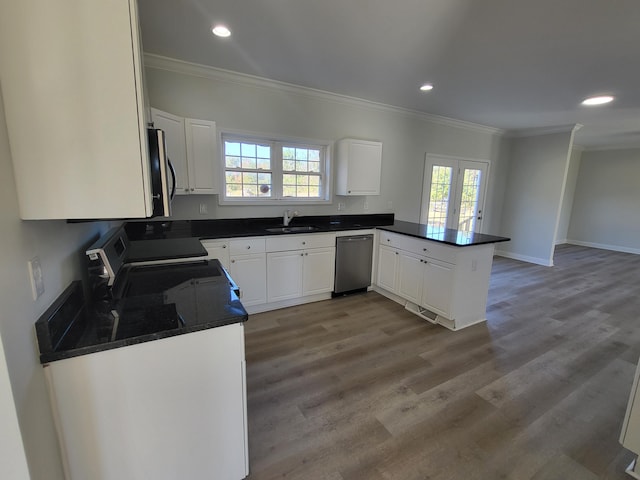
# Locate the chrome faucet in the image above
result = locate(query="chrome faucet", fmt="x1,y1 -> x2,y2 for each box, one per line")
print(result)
283,209 -> 300,227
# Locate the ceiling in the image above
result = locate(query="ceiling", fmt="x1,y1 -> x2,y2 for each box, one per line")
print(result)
138,0 -> 640,149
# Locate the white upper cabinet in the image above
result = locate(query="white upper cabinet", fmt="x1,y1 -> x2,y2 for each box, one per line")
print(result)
151,109 -> 189,194
0,0 -> 153,219
185,118 -> 219,195
152,109 -> 218,195
335,138 -> 383,196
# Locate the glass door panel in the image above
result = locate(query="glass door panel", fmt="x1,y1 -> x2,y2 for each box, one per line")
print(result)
426,164 -> 453,233
456,161 -> 487,232
420,156 -> 488,233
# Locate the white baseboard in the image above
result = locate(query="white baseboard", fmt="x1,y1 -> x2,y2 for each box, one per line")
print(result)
494,249 -> 553,267
565,239 -> 640,255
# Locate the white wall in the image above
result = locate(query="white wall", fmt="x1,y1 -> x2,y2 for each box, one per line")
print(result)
556,147 -> 582,244
0,87 -> 108,479
0,338 -> 30,479
496,130 -> 575,266
144,56 -> 507,234
567,148 -> 640,254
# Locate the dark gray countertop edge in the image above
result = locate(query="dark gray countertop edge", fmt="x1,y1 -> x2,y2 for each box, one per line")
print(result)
377,221 -> 511,247
39,314 -> 247,364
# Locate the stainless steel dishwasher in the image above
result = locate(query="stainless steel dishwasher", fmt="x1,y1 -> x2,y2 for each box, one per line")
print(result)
333,234 -> 374,295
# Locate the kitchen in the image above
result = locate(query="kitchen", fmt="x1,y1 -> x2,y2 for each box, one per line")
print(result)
1,1 -> 640,479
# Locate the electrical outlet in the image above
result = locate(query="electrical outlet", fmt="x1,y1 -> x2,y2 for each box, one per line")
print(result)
363,201 -> 369,210
199,203 -> 208,214
337,202 -> 345,211
28,257 -> 44,300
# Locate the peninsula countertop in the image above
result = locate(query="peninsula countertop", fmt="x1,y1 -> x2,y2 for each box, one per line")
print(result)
124,214 -> 510,247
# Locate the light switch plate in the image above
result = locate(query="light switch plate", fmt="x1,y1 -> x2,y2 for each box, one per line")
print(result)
28,257 -> 44,300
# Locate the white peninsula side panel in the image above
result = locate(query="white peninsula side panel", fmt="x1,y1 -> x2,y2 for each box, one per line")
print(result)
44,324 -> 248,480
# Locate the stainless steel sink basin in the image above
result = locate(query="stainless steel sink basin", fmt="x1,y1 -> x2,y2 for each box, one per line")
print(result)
265,226 -> 320,233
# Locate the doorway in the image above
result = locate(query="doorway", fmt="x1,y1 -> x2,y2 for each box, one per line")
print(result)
420,154 -> 489,233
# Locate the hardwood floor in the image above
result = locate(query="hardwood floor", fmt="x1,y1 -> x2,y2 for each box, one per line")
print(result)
244,244 -> 640,479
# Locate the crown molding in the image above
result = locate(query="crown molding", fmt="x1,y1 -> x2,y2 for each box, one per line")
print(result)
505,124 -> 581,138
143,54 -> 505,137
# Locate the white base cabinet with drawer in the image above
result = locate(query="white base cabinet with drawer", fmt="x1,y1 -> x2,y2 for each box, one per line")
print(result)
374,230 -> 494,331
229,238 -> 267,307
203,233 -> 336,314
266,233 -> 336,304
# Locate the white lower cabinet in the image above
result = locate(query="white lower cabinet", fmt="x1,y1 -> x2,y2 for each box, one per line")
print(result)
421,259 -> 454,318
202,233 -> 336,312
266,251 -> 304,302
302,247 -> 336,295
397,251 -> 424,305
202,239 -> 230,270
376,245 -> 399,293
374,230 -> 495,331
265,233 -> 336,305
230,254 -> 267,306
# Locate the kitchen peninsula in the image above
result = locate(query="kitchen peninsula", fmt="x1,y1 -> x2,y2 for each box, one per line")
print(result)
125,214 -> 509,329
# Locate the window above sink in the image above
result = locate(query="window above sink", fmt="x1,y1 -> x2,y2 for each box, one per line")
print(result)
219,130 -> 332,206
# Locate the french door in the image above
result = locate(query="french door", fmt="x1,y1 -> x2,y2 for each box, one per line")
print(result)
420,155 -> 488,233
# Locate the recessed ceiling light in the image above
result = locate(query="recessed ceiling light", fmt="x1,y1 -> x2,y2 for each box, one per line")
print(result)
581,95 -> 614,106
420,83 -> 434,92
212,24 -> 231,38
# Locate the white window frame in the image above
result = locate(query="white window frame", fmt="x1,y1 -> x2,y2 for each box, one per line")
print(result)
219,129 -> 333,205
419,154 -> 490,233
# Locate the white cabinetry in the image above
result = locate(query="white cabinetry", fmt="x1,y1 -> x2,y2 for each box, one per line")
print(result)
0,0 -> 153,220
202,239 -> 230,270
44,323 -> 248,480
375,230 -> 495,331
621,359 -> 640,478
151,108 -> 218,195
397,251 -> 424,305
185,118 -> 219,194
266,233 -> 336,303
335,139 -> 383,196
376,245 -> 399,293
229,238 -> 267,307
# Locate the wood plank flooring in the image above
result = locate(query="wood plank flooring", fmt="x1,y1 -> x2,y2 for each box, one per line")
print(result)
244,244 -> 640,479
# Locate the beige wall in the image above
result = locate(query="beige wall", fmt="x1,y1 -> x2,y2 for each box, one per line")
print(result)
0,87 -> 108,479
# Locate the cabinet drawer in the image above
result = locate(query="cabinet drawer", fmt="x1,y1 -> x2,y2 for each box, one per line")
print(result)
266,233 -> 336,252
379,230 -> 457,265
230,237 -> 266,255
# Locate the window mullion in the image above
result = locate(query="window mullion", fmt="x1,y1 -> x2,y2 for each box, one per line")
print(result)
273,141 -> 283,199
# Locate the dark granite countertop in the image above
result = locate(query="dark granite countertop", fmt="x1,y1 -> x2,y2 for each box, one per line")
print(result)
124,214 -> 394,241
35,260 -> 247,364
125,214 -> 509,247
378,220 -> 510,246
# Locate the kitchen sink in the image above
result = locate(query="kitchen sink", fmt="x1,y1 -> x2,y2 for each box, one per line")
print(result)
265,226 -> 320,233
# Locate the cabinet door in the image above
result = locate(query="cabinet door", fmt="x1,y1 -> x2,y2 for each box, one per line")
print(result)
185,118 -> 218,194
422,260 -> 454,317
397,251 -> 424,304
336,139 -> 382,195
202,241 -> 230,270
266,251 -> 303,302
376,245 -> 399,293
302,247 -> 336,296
230,254 -> 267,306
0,0 -> 150,219
151,109 -> 189,195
